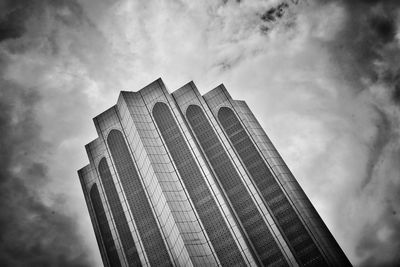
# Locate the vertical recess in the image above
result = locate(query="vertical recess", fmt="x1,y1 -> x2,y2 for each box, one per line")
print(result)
153,102 -> 246,267
218,107 -> 327,267
98,158 -> 142,267
90,183 -> 122,267
186,104 -> 288,267
107,130 -> 172,267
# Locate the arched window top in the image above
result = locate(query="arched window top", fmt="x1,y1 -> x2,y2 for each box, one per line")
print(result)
152,102 -> 177,131
218,104 -> 325,265
106,121 -> 171,266
217,106 -> 234,120
152,101 -> 169,115
107,129 -> 123,143
98,157 -> 112,180
186,105 -> 203,125
89,183 -> 99,198
153,100 -> 245,266
186,104 -> 202,115
186,103 -> 286,266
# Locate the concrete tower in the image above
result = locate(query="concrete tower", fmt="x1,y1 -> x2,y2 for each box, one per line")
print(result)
78,78 -> 350,267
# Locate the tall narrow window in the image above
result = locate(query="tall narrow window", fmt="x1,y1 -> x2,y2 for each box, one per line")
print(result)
186,104 -> 288,266
153,102 -> 245,266
218,107 -> 326,267
98,158 -> 142,267
90,183 -> 122,267
107,129 -> 172,267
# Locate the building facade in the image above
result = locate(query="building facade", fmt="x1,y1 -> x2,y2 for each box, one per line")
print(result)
78,79 -> 350,267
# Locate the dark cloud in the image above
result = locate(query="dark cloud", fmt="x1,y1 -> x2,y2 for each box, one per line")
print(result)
0,0 -> 87,52
393,83 -> 400,103
0,0 -> 31,42
357,200 -> 400,267
369,15 -> 396,43
362,107 -> 391,188
0,0 -> 92,266
260,2 -> 288,22
259,1 -> 292,33
311,0 -> 400,266
321,0 -> 400,96
0,79 -> 91,267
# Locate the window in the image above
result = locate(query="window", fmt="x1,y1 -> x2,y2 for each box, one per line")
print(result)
153,102 -> 245,266
218,107 -> 326,266
186,104 -> 287,266
90,183 -> 122,267
98,158 -> 142,266
107,130 -> 172,267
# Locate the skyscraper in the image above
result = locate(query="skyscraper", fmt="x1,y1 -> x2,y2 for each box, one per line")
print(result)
78,78 -> 350,267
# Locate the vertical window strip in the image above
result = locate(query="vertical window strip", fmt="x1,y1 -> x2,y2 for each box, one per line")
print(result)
218,107 -> 327,267
98,158 -> 142,267
153,102 -> 246,267
186,104 -> 288,267
107,130 -> 172,267
90,183 -> 122,267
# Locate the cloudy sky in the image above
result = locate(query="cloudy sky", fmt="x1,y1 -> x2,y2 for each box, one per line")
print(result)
1,0 -> 400,266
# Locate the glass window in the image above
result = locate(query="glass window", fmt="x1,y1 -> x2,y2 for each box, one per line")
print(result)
90,183 -> 122,267
218,107 -> 326,266
107,130 -> 172,267
98,158 -> 142,266
153,102 -> 245,266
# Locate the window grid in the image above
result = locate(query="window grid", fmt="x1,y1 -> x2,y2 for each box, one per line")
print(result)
98,158 -> 142,267
107,130 -> 172,267
186,104 -> 288,267
90,183 -> 122,267
153,102 -> 246,267
218,107 -> 326,267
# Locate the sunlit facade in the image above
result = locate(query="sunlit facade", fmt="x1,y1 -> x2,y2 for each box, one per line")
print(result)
78,78 -> 350,267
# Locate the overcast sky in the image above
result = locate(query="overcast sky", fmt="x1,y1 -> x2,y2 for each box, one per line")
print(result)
1,0 -> 400,266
